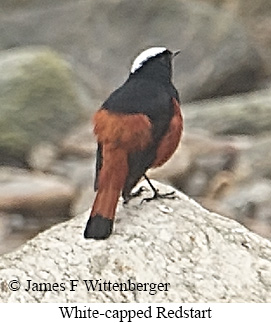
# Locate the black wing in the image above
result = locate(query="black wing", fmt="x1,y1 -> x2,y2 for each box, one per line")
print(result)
94,142 -> 103,191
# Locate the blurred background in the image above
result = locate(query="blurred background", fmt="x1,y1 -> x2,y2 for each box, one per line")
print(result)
0,0 -> 271,254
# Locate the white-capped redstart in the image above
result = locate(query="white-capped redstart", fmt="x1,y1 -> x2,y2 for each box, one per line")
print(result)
84,47 -> 183,239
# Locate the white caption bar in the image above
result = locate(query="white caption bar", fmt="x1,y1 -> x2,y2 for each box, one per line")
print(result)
0,303 -> 270,322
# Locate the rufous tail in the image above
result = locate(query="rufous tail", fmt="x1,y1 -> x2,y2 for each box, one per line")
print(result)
84,146 -> 128,239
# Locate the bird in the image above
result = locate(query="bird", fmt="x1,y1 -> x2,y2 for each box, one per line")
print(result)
84,46 -> 183,240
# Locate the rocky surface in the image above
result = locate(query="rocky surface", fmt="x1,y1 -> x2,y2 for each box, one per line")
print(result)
0,181 -> 270,303
0,0 -> 270,257
148,132 -> 238,193
202,0 -> 271,76
0,168 -> 75,220
0,47 -> 86,167
1,89 -> 271,255
149,89 -> 271,239
183,89 -> 271,135
202,0 -> 271,17
0,121 -> 96,255
0,167 -> 76,254
2,89 -> 271,254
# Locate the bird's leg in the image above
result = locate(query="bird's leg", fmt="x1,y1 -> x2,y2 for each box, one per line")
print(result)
141,174 -> 176,203
122,186 -> 147,204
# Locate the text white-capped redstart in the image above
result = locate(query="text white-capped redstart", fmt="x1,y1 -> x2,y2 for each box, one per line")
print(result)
84,47 -> 183,239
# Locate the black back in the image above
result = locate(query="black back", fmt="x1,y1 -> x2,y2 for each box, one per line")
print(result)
96,50 -> 179,197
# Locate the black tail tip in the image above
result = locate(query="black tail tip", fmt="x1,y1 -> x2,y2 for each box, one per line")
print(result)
84,214 -> 113,240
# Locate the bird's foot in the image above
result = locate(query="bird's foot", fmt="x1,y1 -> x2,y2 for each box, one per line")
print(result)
123,186 -> 147,205
141,189 -> 177,203
141,174 -> 178,203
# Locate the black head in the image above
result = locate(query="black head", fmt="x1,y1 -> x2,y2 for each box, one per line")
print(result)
129,47 -> 179,82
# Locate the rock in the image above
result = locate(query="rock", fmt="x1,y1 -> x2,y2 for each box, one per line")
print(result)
49,157 -> 96,215
237,136 -> 271,180
236,0 -> 271,16
201,0 -> 271,16
0,167 -> 76,224
218,179 -> 271,239
148,129 -> 271,239
0,180 -> 270,302
0,212 -> 39,256
0,0 -> 264,103
0,166 -> 78,255
58,122 -> 96,159
0,213 -> 10,242
183,89 -> 271,135
27,142 -> 59,172
0,47 -> 86,166
0,0 -> 72,11
148,132 -> 238,197
201,0 -> 271,76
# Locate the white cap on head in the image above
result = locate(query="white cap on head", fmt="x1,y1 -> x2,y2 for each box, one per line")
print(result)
130,47 -> 167,74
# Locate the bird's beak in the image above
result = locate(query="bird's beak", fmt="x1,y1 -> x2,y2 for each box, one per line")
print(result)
173,50 -> 181,58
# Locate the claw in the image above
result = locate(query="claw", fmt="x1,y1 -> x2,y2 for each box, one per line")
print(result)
123,186 -> 147,204
141,190 -> 177,204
